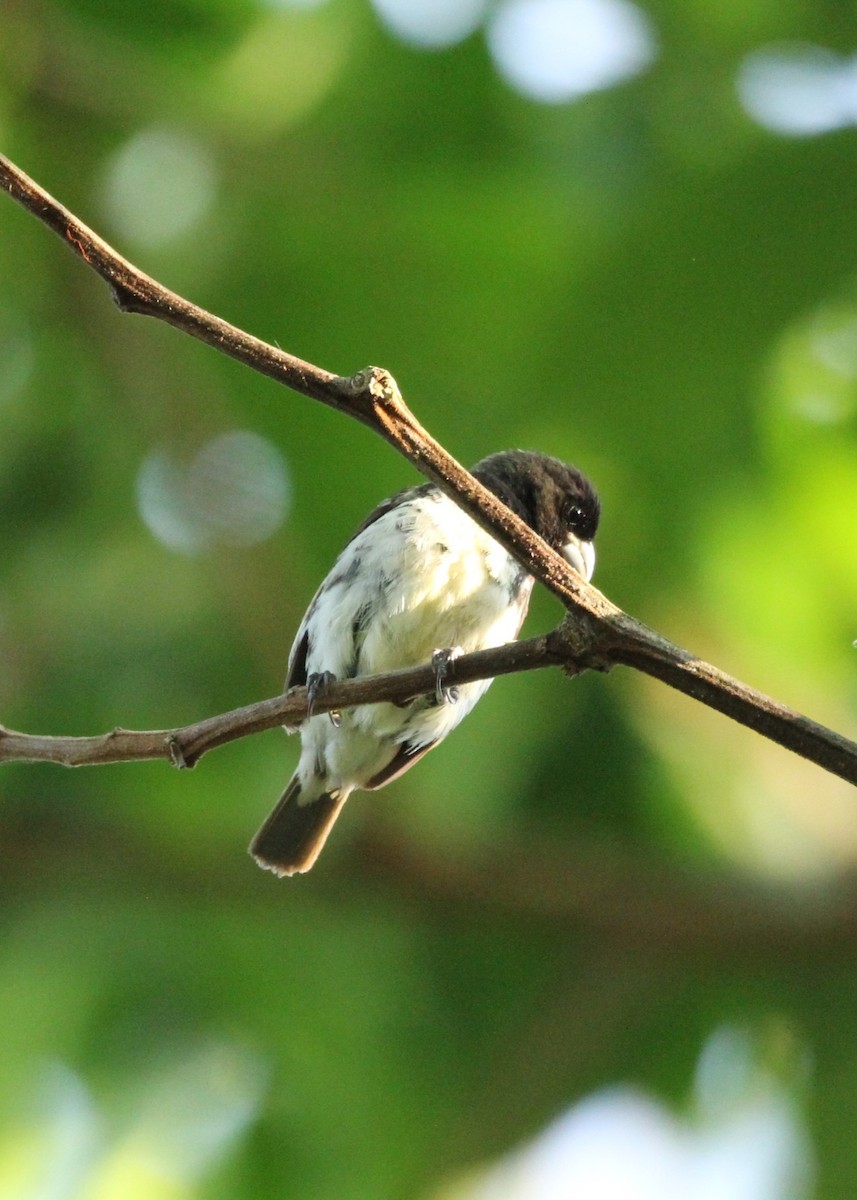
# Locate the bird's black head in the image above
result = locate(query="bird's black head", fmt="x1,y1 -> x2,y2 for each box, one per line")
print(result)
471,450 -> 600,580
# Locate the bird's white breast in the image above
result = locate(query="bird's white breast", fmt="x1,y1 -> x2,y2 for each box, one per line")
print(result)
294,489 -> 530,790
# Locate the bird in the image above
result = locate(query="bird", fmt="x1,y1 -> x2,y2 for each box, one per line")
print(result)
249,449 -> 600,877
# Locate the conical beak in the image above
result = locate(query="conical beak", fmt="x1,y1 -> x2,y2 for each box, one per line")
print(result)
561,535 -> 595,582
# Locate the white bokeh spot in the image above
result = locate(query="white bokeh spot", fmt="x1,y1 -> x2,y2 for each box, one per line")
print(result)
0,308 -> 34,410
737,44 -> 857,137
370,0 -> 488,48
100,126 -> 217,248
447,1025 -> 812,1200
137,430 -> 291,555
487,0 -> 656,103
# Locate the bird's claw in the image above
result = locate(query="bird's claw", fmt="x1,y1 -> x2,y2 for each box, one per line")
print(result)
306,671 -> 341,726
432,647 -> 463,705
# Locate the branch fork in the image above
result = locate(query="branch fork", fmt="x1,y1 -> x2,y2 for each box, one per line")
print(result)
0,152 -> 855,787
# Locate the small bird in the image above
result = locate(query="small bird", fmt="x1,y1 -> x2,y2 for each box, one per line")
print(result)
250,450 -> 600,876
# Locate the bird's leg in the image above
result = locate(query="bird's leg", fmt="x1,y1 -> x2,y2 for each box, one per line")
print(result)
431,647 -> 463,705
306,671 -> 341,727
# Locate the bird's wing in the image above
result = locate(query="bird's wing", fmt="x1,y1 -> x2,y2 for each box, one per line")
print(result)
285,482 -> 434,690
362,738 -> 439,791
286,627 -> 311,690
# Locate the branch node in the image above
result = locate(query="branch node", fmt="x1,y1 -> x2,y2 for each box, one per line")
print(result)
166,735 -> 190,770
332,364 -> 400,411
330,366 -> 412,440
109,281 -> 145,314
550,612 -> 614,676
342,365 -> 400,401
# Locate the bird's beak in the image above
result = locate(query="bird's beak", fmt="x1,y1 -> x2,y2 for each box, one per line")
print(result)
561,535 -> 595,582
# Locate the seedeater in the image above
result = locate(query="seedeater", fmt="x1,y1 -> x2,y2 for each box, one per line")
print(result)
250,450 -> 600,876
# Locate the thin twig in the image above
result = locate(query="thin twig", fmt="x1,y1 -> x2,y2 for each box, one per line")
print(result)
1,152 -> 855,785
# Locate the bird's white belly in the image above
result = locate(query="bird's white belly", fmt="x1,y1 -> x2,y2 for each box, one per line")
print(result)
361,542 -> 518,673
296,490 -> 528,790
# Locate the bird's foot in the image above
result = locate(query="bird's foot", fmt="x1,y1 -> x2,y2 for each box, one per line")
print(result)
431,646 -> 463,705
306,671 -> 341,727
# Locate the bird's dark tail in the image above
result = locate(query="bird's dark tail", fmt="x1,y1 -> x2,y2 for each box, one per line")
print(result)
249,776 -> 350,876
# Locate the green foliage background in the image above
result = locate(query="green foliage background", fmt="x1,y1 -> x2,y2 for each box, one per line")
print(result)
1,0 -> 857,1196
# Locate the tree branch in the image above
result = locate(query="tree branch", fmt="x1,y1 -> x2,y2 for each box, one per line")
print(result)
0,634 -> 561,768
1,152 -> 856,786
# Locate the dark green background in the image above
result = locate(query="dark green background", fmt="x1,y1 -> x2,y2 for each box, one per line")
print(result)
1,0 -> 856,1195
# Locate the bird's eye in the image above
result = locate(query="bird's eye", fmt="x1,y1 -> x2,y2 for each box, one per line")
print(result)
564,503 -> 584,528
